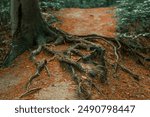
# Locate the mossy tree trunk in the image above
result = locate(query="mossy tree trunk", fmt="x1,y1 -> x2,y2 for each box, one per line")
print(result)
3,0 -> 56,66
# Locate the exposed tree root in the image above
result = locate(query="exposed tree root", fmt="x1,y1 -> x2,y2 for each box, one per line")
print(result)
19,88 -> 41,99
118,64 -> 140,81
59,57 -> 86,73
25,59 -> 47,90
10,26 -> 148,99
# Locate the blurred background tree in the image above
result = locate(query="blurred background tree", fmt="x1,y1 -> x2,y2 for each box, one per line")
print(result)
0,0 -> 10,26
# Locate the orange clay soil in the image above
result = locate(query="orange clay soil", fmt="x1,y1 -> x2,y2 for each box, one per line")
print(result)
0,7 -> 150,100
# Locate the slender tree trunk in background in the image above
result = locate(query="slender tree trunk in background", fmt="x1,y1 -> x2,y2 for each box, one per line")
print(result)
106,0 -> 111,6
3,0 -> 56,66
106,0 -> 114,6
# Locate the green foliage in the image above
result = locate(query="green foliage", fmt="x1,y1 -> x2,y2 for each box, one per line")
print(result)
116,0 -> 150,39
40,0 -> 63,10
40,0 -> 117,9
61,0 -> 107,8
0,0 -> 10,26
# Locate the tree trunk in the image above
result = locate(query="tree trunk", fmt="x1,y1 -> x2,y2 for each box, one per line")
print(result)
3,0 -> 56,66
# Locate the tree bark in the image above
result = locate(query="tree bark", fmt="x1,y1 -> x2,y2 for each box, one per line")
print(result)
3,0 -> 56,66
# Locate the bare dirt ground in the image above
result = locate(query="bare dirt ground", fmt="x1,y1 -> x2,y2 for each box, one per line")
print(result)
0,8 -> 150,100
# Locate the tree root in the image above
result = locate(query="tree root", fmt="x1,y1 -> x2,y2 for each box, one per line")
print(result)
69,65 -> 91,99
59,57 -> 86,73
9,26 -> 148,99
25,59 -> 47,90
30,45 -> 42,62
19,88 -> 41,99
118,64 -> 140,81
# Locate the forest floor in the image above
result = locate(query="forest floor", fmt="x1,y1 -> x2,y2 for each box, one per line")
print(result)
0,7 -> 150,100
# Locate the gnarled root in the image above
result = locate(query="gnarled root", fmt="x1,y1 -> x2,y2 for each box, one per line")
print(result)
16,26 -> 147,99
